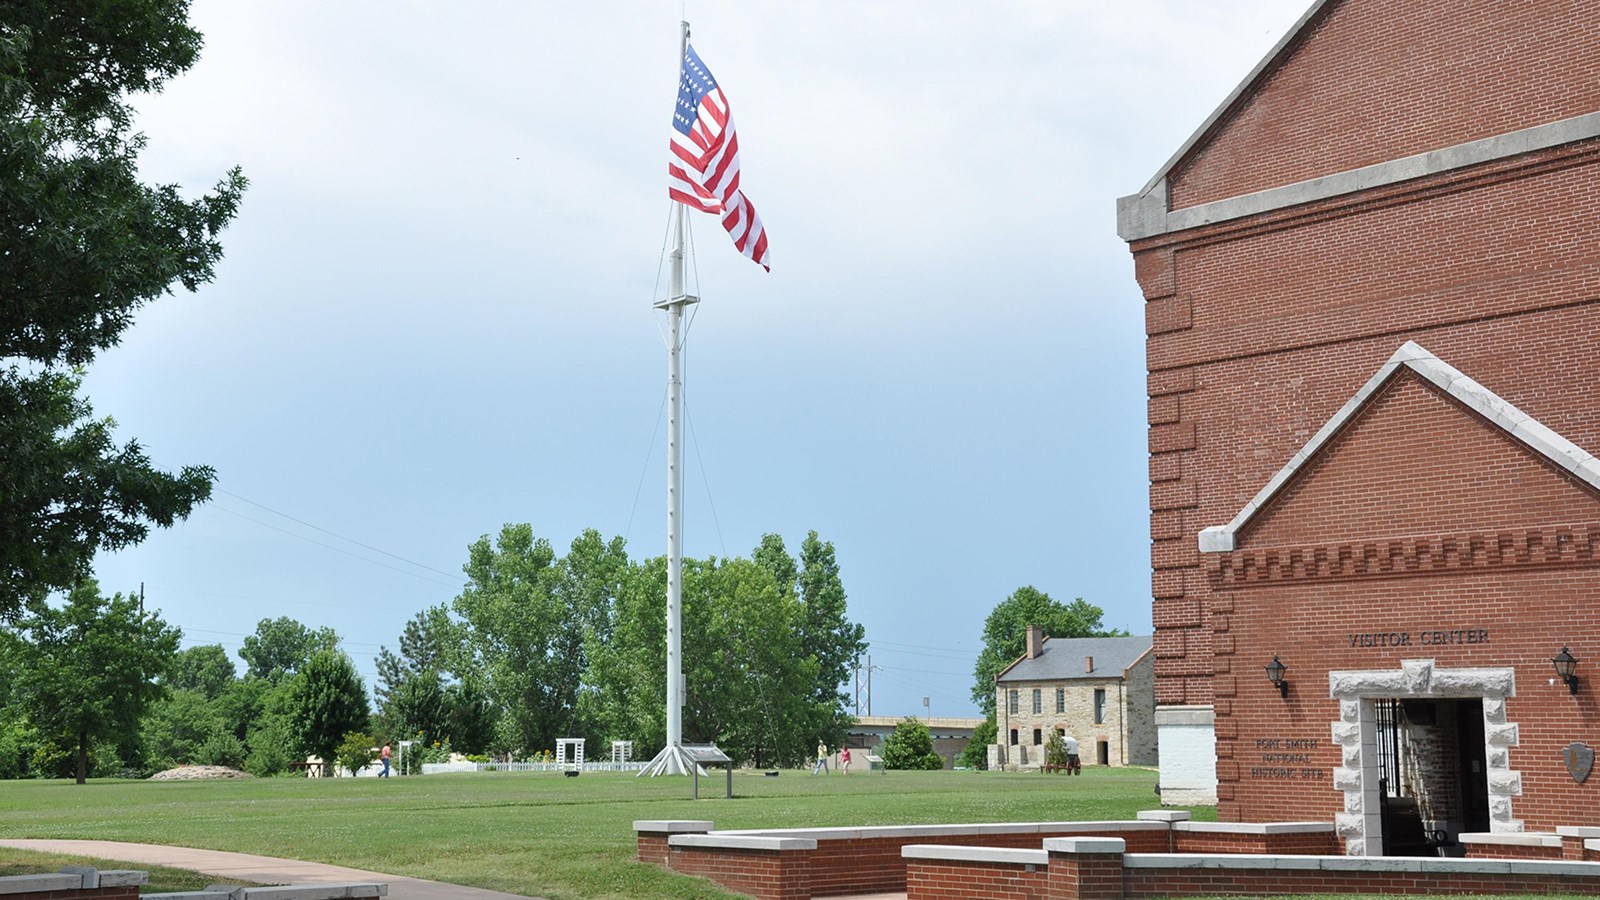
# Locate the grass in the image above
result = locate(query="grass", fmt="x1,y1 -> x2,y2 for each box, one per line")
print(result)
0,766 -> 1198,899
0,846 -> 257,894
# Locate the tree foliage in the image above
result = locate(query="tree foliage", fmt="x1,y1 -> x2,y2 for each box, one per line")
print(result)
0,0 -> 245,616
15,580 -> 180,782
286,649 -> 368,768
881,717 -> 945,770
957,715 -> 997,770
970,587 -> 1123,717
169,644 -> 236,700
240,616 -> 339,682
797,532 -> 866,746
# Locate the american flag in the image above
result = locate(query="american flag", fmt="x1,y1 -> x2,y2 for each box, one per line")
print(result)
669,43 -> 770,271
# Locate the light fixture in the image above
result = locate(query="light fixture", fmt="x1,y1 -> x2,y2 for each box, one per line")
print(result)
1551,646 -> 1580,695
1265,655 -> 1289,699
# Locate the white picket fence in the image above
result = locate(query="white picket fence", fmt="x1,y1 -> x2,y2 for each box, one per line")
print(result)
420,760 -> 648,774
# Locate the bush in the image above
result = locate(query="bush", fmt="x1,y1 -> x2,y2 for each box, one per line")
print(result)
1044,730 -> 1070,768
194,733 -> 248,769
335,731 -> 376,776
957,716 -> 996,770
881,717 -> 945,770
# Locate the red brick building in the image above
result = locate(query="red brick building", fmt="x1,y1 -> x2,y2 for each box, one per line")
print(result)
1117,0 -> 1600,856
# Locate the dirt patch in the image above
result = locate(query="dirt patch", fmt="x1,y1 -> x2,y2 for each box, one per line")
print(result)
148,765 -> 251,780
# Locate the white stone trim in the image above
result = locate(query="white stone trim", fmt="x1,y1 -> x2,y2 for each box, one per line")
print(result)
1122,854 -> 1600,876
1043,837 -> 1127,854
1199,341 -> 1600,553
1326,660 -> 1520,856
634,819 -> 713,833
1558,826 -> 1600,838
1119,110 -> 1600,241
669,834 -> 817,852
1459,833 -> 1560,848
1174,822 -> 1334,835
901,845 -> 1047,866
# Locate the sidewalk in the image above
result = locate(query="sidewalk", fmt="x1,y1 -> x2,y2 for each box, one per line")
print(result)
0,840 -> 543,900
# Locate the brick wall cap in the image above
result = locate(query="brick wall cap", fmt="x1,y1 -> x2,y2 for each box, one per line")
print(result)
1127,854 -> 1600,876
633,819 -> 713,833
1557,826 -> 1600,838
1153,706 -> 1214,727
231,884 -> 387,900
1459,832 -> 1561,847
144,893 -> 234,900
670,834 -> 817,852
1174,821 -> 1334,834
718,821 -> 1158,841
95,870 -> 149,888
1044,837 -> 1126,854
901,845 -> 1048,866
1588,839 -> 1600,853
0,873 -> 83,894
1137,810 -> 1192,822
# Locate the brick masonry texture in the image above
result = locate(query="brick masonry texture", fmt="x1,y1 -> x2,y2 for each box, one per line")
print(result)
905,860 -> 1047,900
1126,0 -> 1600,777
1167,0 -> 1600,209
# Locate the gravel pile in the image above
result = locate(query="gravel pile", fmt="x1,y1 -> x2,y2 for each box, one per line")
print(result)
148,765 -> 252,780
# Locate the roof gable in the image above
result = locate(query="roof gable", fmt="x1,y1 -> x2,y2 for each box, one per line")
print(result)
1200,342 -> 1600,553
996,635 -> 1152,684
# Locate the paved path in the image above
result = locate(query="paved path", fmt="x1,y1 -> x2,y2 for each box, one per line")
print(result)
0,840 -> 543,900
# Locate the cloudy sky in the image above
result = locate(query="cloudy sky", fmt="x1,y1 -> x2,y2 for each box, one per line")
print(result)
89,0 -> 1309,721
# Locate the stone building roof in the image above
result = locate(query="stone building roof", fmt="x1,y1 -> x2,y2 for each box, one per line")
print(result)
995,635 -> 1153,684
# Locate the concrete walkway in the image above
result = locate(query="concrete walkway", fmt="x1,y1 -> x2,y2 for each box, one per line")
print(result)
0,840 -> 543,900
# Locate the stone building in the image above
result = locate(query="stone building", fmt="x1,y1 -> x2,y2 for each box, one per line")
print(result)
1118,0 -> 1599,856
992,629 -> 1155,771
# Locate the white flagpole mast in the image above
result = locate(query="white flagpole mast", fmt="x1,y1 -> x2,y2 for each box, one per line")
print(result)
642,19 -> 698,778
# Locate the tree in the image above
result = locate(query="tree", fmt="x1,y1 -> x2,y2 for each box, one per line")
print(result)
140,687 -> 221,771
445,675 -> 497,755
374,605 -> 455,709
240,616 -> 339,682
970,588 -> 1123,717
169,644 -> 236,700
881,717 -> 945,770
335,730 -> 376,776
796,532 -> 866,746
15,580 -> 180,782
385,671 -> 447,741
286,649 -> 368,769
0,1 -> 245,617
957,715 -> 997,770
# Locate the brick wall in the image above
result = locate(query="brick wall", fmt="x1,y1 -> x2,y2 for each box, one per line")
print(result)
1167,0 -> 1600,209
667,845 -> 810,900
906,859 -> 1047,900
1126,0 -> 1600,831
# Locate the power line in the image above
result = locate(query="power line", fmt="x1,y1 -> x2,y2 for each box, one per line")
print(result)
209,504 -> 463,590
218,489 -> 466,582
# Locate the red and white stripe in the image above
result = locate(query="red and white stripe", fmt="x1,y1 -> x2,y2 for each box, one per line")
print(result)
668,87 -> 770,270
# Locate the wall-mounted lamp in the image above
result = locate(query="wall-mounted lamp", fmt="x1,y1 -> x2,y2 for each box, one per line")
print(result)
1551,646 -> 1580,695
1265,655 -> 1289,699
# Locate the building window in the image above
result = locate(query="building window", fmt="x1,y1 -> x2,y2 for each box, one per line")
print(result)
1094,688 -> 1106,724
1009,729 -> 1018,745
1008,690 -> 1018,715
1032,728 -> 1042,746
1055,688 -> 1065,713
1032,689 -> 1042,714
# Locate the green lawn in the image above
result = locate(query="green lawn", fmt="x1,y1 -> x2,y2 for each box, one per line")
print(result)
0,847 -> 256,894
0,766 -> 1200,899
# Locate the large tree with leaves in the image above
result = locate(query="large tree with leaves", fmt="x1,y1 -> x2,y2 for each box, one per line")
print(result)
796,532 -> 866,745
0,1 -> 245,616
969,587 -> 1123,718
15,580 -> 181,782
286,649 -> 369,769
240,616 -> 339,682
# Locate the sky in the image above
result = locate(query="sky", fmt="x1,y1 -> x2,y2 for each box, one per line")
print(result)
85,0 -> 1311,722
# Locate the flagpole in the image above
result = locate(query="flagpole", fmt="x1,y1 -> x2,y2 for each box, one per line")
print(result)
642,19 -> 698,779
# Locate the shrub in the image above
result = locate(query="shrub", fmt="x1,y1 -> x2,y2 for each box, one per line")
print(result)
194,733 -> 248,769
881,717 -> 945,770
335,731 -> 376,776
957,716 -> 996,770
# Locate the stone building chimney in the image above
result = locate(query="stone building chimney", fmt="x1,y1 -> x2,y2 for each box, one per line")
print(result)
1085,656 -> 1095,673
1026,624 -> 1044,659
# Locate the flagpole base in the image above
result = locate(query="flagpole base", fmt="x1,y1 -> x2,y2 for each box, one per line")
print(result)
638,744 -> 698,777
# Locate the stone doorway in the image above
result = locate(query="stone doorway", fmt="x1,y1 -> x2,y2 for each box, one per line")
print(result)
1328,659 -> 1519,857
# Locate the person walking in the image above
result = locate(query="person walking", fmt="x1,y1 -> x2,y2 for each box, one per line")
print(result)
812,741 -> 830,775
379,742 -> 392,778
840,745 -> 852,775
1062,735 -> 1080,775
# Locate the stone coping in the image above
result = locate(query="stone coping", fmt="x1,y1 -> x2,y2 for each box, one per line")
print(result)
1459,832 -> 1561,847
0,874 -> 83,895
1173,822 -> 1334,835
1589,839 -> 1600,853
901,846 -> 1047,866
1123,854 -> 1600,876
1045,838 -> 1128,854
145,893 -> 232,900
716,820 -> 1166,842
1557,826 -> 1600,838
0,870 -> 151,895
1137,811 -> 1192,823
633,820 -> 713,834
669,834 -> 817,852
